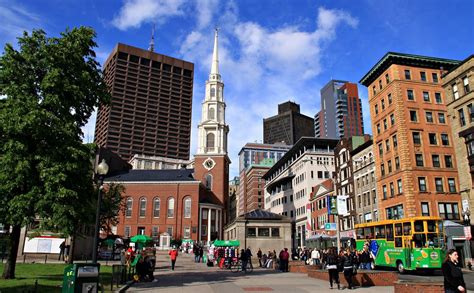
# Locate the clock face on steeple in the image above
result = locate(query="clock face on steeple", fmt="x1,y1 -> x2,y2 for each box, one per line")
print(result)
203,157 -> 216,170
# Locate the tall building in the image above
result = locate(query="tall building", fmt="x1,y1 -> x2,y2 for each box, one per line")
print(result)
263,137 -> 339,248
315,80 -> 364,139
228,176 -> 240,223
263,101 -> 315,145
443,55 -> 474,224
237,143 -> 291,216
360,52 -> 461,221
95,43 -> 194,161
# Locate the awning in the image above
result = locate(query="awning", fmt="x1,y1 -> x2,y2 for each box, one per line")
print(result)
213,240 -> 240,247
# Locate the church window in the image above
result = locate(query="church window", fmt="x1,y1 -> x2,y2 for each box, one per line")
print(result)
210,87 -> 216,98
205,174 -> 213,190
184,197 -> 192,218
167,198 -> 175,218
206,133 -> 215,152
208,107 -> 215,120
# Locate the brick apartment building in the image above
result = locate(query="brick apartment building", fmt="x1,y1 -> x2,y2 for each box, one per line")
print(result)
360,52 -> 462,221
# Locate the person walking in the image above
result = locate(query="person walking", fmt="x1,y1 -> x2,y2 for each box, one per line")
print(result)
257,248 -> 263,267
279,248 -> 290,272
240,249 -> 249,273
58,241 -> 65,261
169,246 -> 179,271
442,249 -> 466,293
342,249 -> 355,290
246,247 -> 253,269
326,248 -> 340,290
311,248 -> 320,266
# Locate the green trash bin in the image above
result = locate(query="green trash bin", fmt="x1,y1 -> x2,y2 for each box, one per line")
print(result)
62,263 -> 100,293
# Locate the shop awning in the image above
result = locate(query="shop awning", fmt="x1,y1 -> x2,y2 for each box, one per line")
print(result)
213,240 -> 240,247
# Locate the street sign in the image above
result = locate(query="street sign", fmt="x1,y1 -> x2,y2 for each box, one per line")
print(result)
324,223 -> 337,231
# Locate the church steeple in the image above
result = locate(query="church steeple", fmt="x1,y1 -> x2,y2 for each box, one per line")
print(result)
196,29 -> 229,156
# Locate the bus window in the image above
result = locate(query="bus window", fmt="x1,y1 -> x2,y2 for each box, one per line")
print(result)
375,225 -> 386,239
394,237 -> 403,247
395,223 -> 403,236
413,234 -> 426,248
364,227 -> 374,239
386,224 -> 394,241
427,220 -> 436,233
427,233 -> 438,247
414,220 -> 424,232
356,228 -> 364,239
403,223 -> 411,235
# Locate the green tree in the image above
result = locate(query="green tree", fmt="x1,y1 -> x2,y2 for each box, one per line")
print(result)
0,27 -> 109,279
99,183 -> 126,236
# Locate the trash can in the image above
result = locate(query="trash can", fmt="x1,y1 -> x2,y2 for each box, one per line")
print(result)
62,263 -> 100,293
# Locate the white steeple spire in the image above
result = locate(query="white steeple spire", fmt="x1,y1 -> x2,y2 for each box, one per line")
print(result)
210,28 -> 221,81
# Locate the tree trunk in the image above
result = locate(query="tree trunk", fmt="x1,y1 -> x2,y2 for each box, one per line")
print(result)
67,232 -> 75,264
2,225 -> 21,279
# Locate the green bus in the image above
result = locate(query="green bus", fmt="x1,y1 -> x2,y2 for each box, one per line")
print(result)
355,216 -> 445,273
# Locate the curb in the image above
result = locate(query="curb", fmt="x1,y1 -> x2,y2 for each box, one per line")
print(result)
115,280 -> 134,293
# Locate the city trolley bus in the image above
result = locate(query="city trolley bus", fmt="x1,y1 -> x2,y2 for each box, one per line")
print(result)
355,217 -> 445,273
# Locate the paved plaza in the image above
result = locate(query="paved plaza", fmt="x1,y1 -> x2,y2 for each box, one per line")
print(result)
127,252 -> 394,292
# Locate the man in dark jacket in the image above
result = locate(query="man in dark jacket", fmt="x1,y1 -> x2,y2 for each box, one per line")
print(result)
341,249 -> 355,289
279,248 -> 290,272
246,247 -> 253,269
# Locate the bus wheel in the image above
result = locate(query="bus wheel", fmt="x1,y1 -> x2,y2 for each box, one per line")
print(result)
396,261 -> 405,274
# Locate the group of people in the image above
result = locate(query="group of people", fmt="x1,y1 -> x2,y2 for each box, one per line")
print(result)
256,248 -> 278,269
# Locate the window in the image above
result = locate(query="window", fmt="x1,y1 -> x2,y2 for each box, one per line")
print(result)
423,91 -> 430,102
206,133 -> 215,151
386,139 -> 390,151
418,177 -> 427,192
438,113 -> 446,124
390,183 -> 395,197
453,83 -> 459,100
258,228 -> 270,237
153,198 -> 160,218
383,185 -> 387,199
415,154 -> 424,166
384,119 -> 388,130
382,99 -> 385,110
208,107 -> 215,119
373,86 -> 376,95
434,177 -> 444,192
426,111 -> 433,123
448,178 -> 456,193
167,226 -> 173,236
412,132 -> 421,144
445,155 -> 453,168
271,228 -> 280,237
381,163 -> 385,176
393,135 -> 398,148
388,93 -> 392,104
405,70 -> 411,80
395,157 -> 400,170
410,110 -> 418,122
429,133 -> 437,145
139,197 -> 146,217
378,143 -> 383,156
210,87 -> 216,98
421,203 -> 430,216
379,80 -> 383,90
375,104 -> 379,115
184,227 -> 191,238
420,72 -> 427,81
407,89 -> 414,101
464,76 -> 470,93
388,160 -> 392,173
397,179 -> 403,194
184,197 -> 191,218
205,174 -> 213,189
459,109 -> 466,126
167,198 -> 175,218
386,74 -> 390,84
432,73 -> 439,83
441,134 -> 449,146
438,203 -> 460,220
432,155 -> 440,167
390,114 -> 395,125
468,104 -> 474,122
125,226 -> 131,237
377,123 -> 381,134
247,227 -> 256,237
435,92 -> 442,104
126,198 -> 132,217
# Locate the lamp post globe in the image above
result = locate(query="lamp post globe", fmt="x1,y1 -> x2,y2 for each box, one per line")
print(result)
92,159 -> 109,264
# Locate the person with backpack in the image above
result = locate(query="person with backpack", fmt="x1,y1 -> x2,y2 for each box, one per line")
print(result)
325,248 -> 340,290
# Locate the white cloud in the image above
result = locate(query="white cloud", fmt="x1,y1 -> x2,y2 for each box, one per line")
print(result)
112,0 -> 186,30
196,0 -> 218,29
0,1 -> 41,46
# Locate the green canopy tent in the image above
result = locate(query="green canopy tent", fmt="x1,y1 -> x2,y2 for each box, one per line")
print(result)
130,235 -> 153,243
213,240 -> 240,247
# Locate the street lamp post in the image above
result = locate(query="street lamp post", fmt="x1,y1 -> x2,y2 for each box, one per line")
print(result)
92,159 -> 109,264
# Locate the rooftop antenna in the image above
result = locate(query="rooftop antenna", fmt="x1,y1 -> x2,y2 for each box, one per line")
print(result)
149,23 -> 155,52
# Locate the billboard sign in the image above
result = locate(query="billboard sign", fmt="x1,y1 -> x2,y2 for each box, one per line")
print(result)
337,195 -> 349,216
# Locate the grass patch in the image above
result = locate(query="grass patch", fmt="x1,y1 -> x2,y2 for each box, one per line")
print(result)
0,263 -> 115,293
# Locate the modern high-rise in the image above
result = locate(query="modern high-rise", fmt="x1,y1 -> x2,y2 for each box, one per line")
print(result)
237,143 -> 291,216
360,52 -> 461,221
95,43 -> 194,161
314,80 -> 364,139
263,101 -> 315,145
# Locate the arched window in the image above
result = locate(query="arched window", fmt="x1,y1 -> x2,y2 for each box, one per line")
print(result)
167,197 -> 175,218
205,174 -> 213,190
208,107 -> 215,120
206,133 -> 215,151
210,87 -> 216,98
184,197 -> 191,218
126,198 -> 133,217
153,198 -> 160,218
139,197 -> 147,217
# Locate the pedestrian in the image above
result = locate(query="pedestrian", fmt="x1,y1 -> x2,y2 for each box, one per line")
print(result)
58,241 -> 65,261
359,246 -> 371,270
342,249 -> 355,290
64,244 -> 70,263
199,246 -> 204,263
246,247 -> 253,269
169,246 -> 179,271
442,249 -> 466,293
279,248 -> 290,272
272,250 -> 278,270
311,248 -> 320,266
257,248 -> 263,267
240,249 -> 248,273
326,248 -> 340,290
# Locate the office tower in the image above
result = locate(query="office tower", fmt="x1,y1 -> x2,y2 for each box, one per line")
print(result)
315,80 -> 364,139
263,101 -> 315,145
360,52 -> 461,221
95,43 -> 194,161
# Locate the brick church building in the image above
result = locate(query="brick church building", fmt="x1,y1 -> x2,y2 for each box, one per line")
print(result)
104,29 -> 229,244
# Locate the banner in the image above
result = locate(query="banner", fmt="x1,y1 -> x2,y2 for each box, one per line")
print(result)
329,196 -> 337,215
337,195 -> 349,216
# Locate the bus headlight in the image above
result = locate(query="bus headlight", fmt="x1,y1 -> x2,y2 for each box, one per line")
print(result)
430,252 -> 438,260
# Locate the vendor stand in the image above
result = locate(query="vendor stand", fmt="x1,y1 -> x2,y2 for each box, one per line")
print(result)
212,240 -> 240,268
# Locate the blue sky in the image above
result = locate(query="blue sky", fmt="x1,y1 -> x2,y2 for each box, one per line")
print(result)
1,0 -> 473,178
